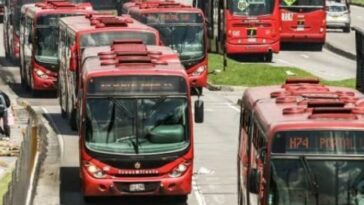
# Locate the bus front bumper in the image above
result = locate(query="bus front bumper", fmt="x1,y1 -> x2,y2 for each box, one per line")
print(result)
81,168 -> 192,197
225,41 -> 280,54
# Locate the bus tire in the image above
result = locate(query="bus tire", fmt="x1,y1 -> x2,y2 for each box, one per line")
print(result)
343,26 -> 350,33
314,43 -> 324,51
174,195 -> 188,203
264,53 -> 273,62
83,196 -> 96,203
69,108 -> 77,131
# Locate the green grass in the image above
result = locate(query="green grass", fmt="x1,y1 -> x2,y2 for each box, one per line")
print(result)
351,0 -> 364,5
208,53 -> 356,88
0,172 -> 11,205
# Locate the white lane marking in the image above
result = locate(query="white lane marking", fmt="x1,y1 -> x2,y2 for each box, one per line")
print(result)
193,177 -> 207,205
301,54 -> 309,59
226,103 -> 240,113
41,107 -> 64,161
275,58 -> 297,67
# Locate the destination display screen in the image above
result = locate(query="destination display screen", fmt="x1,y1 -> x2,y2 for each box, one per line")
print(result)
87,76 -> 187,94
144,13 -> 204,24
272,131 -> 364,154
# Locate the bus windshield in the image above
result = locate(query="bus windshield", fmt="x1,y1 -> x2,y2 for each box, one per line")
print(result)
280,0 -> 324,8
35,14 -> 79,65
269,130 -> 364,205
85,97 -> 189,155
228,0 -> 276,16
85,75 -> 189,155
142,12 -> 205,63
80,31 -> 157,48
269,159 -> 364,205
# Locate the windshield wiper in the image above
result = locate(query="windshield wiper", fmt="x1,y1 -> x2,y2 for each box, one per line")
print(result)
300,156 -> 319,205
107,97 -> 139,153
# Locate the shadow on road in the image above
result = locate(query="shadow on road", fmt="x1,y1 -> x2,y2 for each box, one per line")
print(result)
281,42 -> 324,51
42,112 -> 77,136
228,54 -> 273,63
60,167 -> 188,205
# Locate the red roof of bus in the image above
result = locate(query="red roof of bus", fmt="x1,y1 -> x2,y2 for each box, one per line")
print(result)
123,0 -> 202,14
243,78 -> 364,132
21,0 -> 93,17
81,40 -> 186,80
59,14 -> 159,39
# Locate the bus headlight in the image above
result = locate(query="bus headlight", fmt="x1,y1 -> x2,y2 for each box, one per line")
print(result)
85,162 -> 106,179
192,66 -> 206,76
34,68 -> 49,79
169,162 -> 190,178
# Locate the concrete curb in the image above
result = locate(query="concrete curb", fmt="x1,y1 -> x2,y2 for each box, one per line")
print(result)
207,82 -> 235,92
324,41 -> 356,61
351,2 -> 364,7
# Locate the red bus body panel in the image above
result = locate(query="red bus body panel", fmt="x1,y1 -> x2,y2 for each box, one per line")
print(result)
224,2 -> 281,55
280,9 -> 326,43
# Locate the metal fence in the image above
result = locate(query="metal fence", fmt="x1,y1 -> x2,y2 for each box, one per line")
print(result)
2,106 -> 46,205
355,27 -> 364,92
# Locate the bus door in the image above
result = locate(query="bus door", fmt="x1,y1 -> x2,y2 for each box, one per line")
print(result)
239,106 -> 253,204
23,15 -> 33,77
248,122 -> 267,205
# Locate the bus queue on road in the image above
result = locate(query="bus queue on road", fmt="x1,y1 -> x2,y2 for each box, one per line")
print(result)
2,0 -> 361,204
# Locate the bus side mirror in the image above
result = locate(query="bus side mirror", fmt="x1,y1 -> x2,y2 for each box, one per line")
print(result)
70,45 -> 77,72
194,99 -> 204,123
248,168 -> 260,194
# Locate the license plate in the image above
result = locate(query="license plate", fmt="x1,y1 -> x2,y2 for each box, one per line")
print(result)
129,183 -> 145,192
297,27 -> 304,31
248,38 -> 257,43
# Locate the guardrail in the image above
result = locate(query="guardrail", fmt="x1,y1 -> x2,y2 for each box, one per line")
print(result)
355,26 -> 364,93
2,105 -> 46,205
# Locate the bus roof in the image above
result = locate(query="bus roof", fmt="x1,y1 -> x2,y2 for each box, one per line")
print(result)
21,0 -> 93,17
243,78 -> 364,132
81,40 -> 187,80
59,14 -> 159,36
123,0 -> 202,14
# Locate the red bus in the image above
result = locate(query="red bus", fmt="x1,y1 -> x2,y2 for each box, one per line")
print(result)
19,0 -> 94,95
78,40 -> 204,202
58,14 -> 160,130
198,0 -> 281,62
280,0 -> 326,49
3,0 -> 41,62
238,78 -> 364,205
122,0 -> 208,94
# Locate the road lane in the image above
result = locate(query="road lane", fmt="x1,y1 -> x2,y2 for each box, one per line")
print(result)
326,5 -> 364,57
273,48 -> 356,80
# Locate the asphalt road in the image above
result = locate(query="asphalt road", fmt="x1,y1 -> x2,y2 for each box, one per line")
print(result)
326,5 -> 364,57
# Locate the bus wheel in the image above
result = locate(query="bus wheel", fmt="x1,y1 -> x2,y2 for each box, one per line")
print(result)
264,53 -> 273,62
69,108 -> 77,131
343,26 -> 350,33
174,195 -> 188,203
83,196 -> 97,203
314,43 -> 324,51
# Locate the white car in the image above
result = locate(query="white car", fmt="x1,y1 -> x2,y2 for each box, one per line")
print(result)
326,1 -> 351,33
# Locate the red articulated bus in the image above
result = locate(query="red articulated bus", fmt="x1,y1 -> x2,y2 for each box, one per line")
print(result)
238,78 -> 364,205
280,0 -> 326,50
3,0 -> 41,62
122,0 -> 208,94
78,40 -> 204,202
58,14 -> 160,129
19,0 -> 94,95
197,0 -> 281,62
